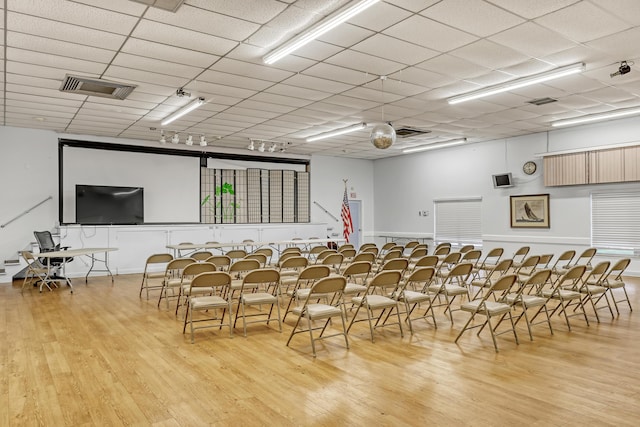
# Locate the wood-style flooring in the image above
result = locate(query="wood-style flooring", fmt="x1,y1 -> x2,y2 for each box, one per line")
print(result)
1,273 -> 639,426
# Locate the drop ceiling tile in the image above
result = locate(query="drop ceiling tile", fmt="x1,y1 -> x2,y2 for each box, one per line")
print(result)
265,84 -> 332,102
214,112 -> 267,124
235,100 -> 296,115
198,70 -> 274,92
485,0 -> 581,20
366,78 -> 428,97
122,38 -> 219,68
7,32 -> 116,63
340,86 -> 405,104
325,49 -> 405,76
6,104 -> 76,119
112,53 -> 202,79
7,47 -> 107,74
303,63 -> 375,85
6,73 -> 65,91
351,34 -> 439,66
187,0 -> 287,24
586,27 -> 640,61
132,20 -> 238,56
316,23 -> 375,48
6,61 -> 93,82
388,67 -> 456,89
71,0 -> 147,15
104,65 -> 191,90
535,2 -> 631,43
416,54 -> 492,79
543,74 -> 608,94
581,86 -> 638,103
250,92 -> 314,108
347,1 -> 412,31
144,4 -> 259,41
423,0 -> 524,37
211,58 -> 293,83
490,22 -> 579,58
7,92 -> 84,108
384,15 -> 478,53
450,39 -> 531,70
290,40 -> 344,62
6,83 -> 86,101
9,0 -> 138,34
320,95 -> 379,110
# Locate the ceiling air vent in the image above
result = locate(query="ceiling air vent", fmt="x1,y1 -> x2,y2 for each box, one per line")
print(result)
60,75 -> 137,100
394,127 -> 432,138
527,97 -> 557,106
129,0 -> 185,12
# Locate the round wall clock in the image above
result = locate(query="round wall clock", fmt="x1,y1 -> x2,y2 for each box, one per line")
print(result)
523,161 -> 537,175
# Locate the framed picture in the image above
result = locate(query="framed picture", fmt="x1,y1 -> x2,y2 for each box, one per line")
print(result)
510,194 -> 550,228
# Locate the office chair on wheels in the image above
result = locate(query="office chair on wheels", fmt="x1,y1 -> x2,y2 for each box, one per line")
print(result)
33,230 -> 74,279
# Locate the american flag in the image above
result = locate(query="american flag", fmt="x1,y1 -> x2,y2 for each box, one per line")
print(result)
341,187 -> 353,243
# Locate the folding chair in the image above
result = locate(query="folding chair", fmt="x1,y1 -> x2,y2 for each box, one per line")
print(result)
455,274 -> 519,352
140,253 -> 173,299
20,251 -> 52,293
182,272 -> 233,343
175,262 -> 218,315
576,261 -> 611,323
286,276 -> 349,357
283,265 -> 331,321
397,267 -> 437,333
233,269 -> 282,337
595,258 -> 632,315
158,258 -> 196,309
540,265 -> 589,331
506,269 -> 553,340
428,262 -> 474,324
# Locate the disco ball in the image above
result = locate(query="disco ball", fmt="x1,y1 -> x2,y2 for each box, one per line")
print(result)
370,123 -> 396,149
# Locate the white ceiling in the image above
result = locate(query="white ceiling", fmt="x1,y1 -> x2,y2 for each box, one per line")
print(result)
3,0 -> 640,159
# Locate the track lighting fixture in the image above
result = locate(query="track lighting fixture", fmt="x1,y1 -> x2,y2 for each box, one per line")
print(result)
263,0 -> 380,65
248,140 -> 255,151
185,134 -> 193,146
161,97 -> 205,126
199,135 -> 207,146
159,130 -> 166,144
268,143 -> 277,153
447,63 -> 585,104
258,142 -> 265,153
171,133 -> 179,144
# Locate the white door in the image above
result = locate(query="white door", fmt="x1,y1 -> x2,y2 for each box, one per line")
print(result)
348,200 -> 361,248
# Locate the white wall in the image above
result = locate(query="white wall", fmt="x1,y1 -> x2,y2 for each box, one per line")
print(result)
373,115 -> 640,274
309,155 -> 375,242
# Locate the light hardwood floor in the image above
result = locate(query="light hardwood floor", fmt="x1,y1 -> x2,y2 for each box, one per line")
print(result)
2,273 -> 639,426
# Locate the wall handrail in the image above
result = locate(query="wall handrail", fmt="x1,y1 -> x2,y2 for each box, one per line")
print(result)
313,201 -> 339,222
1,196 -> 53,229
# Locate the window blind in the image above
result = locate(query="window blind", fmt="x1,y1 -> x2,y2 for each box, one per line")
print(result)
434,199 -> 482,245
591,192 -> 640,251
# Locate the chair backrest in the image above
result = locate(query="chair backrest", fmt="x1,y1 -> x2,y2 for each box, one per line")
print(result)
381,249 -> 403,263
538,254 -> 554,268
433,246 -> 451,256
359,243 -> 377,252
244,253 -> 268,266
516,255 -> 540,272
553,250 -> 576,268
205,255 -> 231,271
279,256 -> 308,270
351,252 -> 376,264
282,247 -> 302,256
321,253 -> 344,268
491,258 -> 513,275
408,248 -> 428,259
298,265 -> 331,281
461,249 -> 482,263
182,262 -> 217,278
340,248 -> 357,259
242,269 -> 280,289
278,252 -> 300,266
165,258 -> 196,276
368,270 -> 403,292
338,244 -> 355,252
34,231 -> 57,252
306,276 -> 347,296
229,259 -> 261,275
145,253 -> 173,266
554,265 -> 587,290
308,245 -> 327,257
604,258 -> 631,283
342,261 -> 372,278
413,255 -> 439,269
316,249 -> 338,262
380,258 -> 409,273
517,269 -> 552,296
575,247 -> 597,267
434,242 -> 451,251
361,246 -> 379,256
380,242 -> 396,252
442,252 -> 462,265
444,262 -> 474,283
191,251 -> 213,261
583,261 -> 610,285
404,241 -> 420,249
487,273 -> 518,293
459,244 -> 474,254
226,249 -> 248,260
189,271 -> 232,291
405,267 -> 436,290
253,248 -> 273,264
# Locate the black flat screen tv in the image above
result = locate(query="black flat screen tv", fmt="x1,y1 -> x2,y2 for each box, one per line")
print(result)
492,173 -> 514,188
76,185 -> 144,225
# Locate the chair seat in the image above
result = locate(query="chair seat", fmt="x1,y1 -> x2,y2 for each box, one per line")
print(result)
291,303 -> 342,319
165,278 -> 186,287
461,300 -> 511,316
230,281 -> 259,290
182,285 -> 214,296
280,277 -> 297,287
352,294 -> 397,309
295,288 -> 330,300
190,295 -> 228,310
579,285 -> 607,295
401,290 -> 431,304
428,284 -> 468,296
542,289 -> 581,300
471,278 -> 497,288
343,283 -> 367,294
599,280 -> 625,289
506,293 -> 546,307
241,292 -> 278,305
146,271 -> 165,278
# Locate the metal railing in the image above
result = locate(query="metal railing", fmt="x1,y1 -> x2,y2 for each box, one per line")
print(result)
313,201 -> 339,222
1,196 -> 53,229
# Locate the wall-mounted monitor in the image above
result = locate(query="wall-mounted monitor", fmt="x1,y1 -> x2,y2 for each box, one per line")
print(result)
492,173 -> 514,188
76,185 -> 144,225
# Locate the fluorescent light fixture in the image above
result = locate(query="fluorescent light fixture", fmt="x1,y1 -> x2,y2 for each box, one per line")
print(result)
447,63 -> 585,105
161,97 -> 205,126
552,107 -> 640,127
306,122 -> 367,142
263,0 -> 379,65
402,138 -> 467,154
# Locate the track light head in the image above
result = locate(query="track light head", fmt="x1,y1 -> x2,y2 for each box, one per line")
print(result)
185,134 -> 193,145
258,142 -> 265,152
171,133 -> 179,144
611,61 -> 631,78
248,140 -> 255,151
159,130 -> 166,144
268,143 -> 277,153
199,135 -> 207,146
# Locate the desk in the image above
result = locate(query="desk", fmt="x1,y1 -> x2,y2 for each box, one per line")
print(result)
37,247 -> 117,293
167,238 -> 345,258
